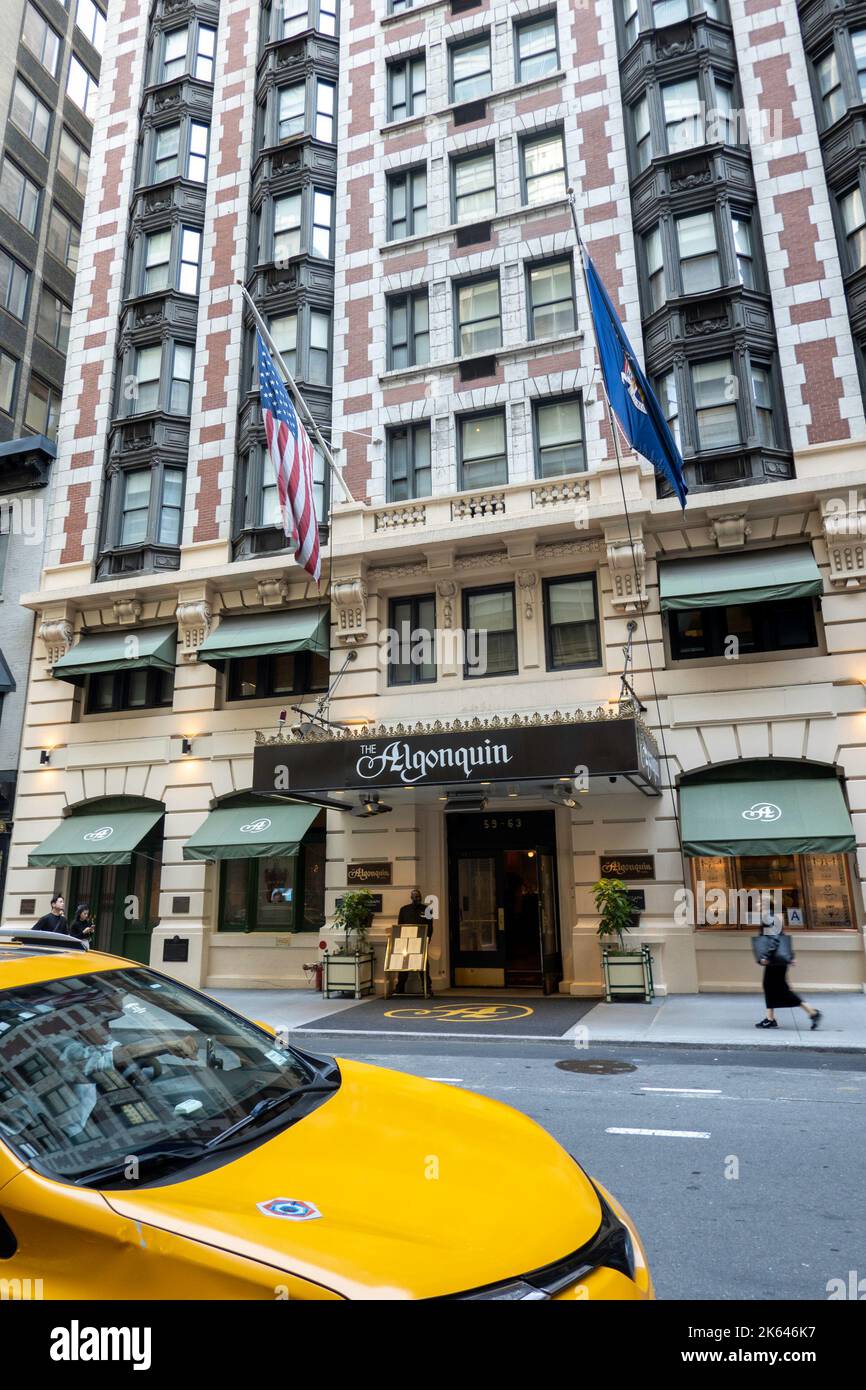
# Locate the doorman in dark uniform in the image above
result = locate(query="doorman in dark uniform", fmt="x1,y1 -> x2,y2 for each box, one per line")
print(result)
394,888 -> 433,996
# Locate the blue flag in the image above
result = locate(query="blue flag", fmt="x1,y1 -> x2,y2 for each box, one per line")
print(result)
581,241 -> 687,508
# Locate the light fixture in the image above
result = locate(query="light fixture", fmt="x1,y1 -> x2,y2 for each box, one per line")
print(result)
181,738 -> 193,755
39,749 -> 51,766
354,792 -> 393,818
507,785 -> 519,798
445,791 -> 488,812
549,785 -> 581,810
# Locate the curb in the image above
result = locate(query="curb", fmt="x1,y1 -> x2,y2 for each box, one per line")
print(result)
288,1025 -> 866,1054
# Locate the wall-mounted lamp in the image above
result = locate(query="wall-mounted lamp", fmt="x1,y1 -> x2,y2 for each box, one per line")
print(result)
181,738 -> 193,755
39,749 -> 51,766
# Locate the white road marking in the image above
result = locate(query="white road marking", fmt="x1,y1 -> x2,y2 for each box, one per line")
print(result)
606,1127 -> 711,1139
640,1086 -> 722,1095
425,1077 -> 464,1083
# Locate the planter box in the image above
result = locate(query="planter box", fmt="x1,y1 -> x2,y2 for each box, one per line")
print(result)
322,950 -> 375,1000
602,945 -> 654,1002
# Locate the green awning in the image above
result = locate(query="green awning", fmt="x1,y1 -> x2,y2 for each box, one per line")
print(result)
53,626 -> 177,682
681,777 -> 855,857
183,801 -> 319,861
29,807 -> 164,867
659,546 -> 823,612
198,607 -> 329,668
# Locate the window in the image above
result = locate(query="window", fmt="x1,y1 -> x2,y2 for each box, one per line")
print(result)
653,0 -> 688,24
388,595 -> 436,685
621,0 -> 639,47
227,653 -> 329,700
712,77 -> 736,145
692,357 -> 739,450
220,821 -> 326,932
463,586 -> 517,677
24,376 -> 60,439
278,83 -> 305,139
387,290 -> 429,369
120,470 -> 151,542
273,192 -> 301,259
10,77 -> 51,152
663,78 -> 703,152
158,468 -> 184,544
0,352 -> 17,414
194,26 -> 216,82
22,3 -> 61,76
170,343 -> 194,413
36,288 -> 71,352
179,227 -> 201,294
87,667 -> 174,712
751,365 -> 775,447
669,597 -> 817,661
131,345 -> 162,414
544,575 -> 600,670
854,30 -> 866,102
0,250 -> 30,320
521,130 -> 567,206
676,210 -> 720,294
67,55 -> 98,117
460,410 -> 507,488
0,158 -> 40,233
450,36 -> 492,104
387,421 -> 431,500
315,79 -> 335,141
154,124 -> 180,180
388,55 -> 426,122
644,226 -> 665,311
311,189 -> 333,258
841,186 -> 866,272
256,441 -> 327,529
732,214 -> 755,287
143,229 -> 171,292
389,0 -> 412,12
816,49 -> 844,127
270,312 -> 297,375
47,205 -> 80,269
453,150 -> 495,223
656,369 -> 680,446
76,0 -> 106,53
388,167 -> 427,239
534,397 -> 586,477
631,93 -> 652,172
527,258 -> 576,338
456,276 -> 501,355
281,0 -> 309,37
187,122 -> 209,181
689,849 -> 854,932
308,310 -> 330,384
515,14 -> 559,82
162,28 -> 188,82
318,0 -> 337,36
58,129 -> 89,193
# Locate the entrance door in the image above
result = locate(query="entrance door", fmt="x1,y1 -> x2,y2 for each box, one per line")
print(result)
70,846 -> 162,963
448,812 -> 562,992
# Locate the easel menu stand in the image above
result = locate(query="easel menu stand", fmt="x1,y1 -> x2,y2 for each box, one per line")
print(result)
384,924 -> 431,999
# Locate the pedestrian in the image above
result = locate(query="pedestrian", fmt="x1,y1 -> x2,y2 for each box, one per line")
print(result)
68,903 -> 95,946
33,894 -> 68,935
393,888 -> 433,996
754,911 -> 821,1030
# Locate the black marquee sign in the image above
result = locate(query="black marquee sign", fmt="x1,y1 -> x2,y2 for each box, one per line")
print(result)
253,715 -> 662,797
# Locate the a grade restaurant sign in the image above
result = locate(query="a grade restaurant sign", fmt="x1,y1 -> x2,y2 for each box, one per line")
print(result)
253,717 -> 661,795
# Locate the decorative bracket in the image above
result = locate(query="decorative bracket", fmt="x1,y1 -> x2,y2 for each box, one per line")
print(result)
709,514 -> 751,549
605,528 -> 648,613
821,493 -> 866,589
517,570 -> 538,621
112,597 -> 142,625
39,616 -> 74,667
332,578 -> 367,646
175,599 -> 212,662
256,576 -> 290,607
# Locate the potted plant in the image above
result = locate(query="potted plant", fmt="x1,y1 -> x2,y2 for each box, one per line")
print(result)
593,877 -> 654,1002
322,891 -> 376,999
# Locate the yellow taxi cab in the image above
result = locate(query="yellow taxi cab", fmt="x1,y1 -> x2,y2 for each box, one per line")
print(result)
0,928 -> 653,1301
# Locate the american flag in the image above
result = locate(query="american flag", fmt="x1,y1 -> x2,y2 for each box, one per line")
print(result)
257,330 -> 321,584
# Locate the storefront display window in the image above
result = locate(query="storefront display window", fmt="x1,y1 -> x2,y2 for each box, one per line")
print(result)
218,830 -> 325,932
691,853 -> 855,929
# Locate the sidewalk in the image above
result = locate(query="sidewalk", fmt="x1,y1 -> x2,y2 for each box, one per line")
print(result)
213,986 -> 866,1051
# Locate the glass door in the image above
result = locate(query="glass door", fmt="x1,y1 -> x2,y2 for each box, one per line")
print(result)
537,850 -> 562,994
450,854 -> 505,986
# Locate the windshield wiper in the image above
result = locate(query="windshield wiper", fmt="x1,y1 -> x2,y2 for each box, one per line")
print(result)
206,1080 -> 339,1150
69,1139 -> 210,1188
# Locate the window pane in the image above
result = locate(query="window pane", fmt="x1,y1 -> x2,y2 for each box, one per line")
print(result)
455,154 -> 495,221
312,190 -> 333,257
467,590 -> 516,674
693,358 -> 739,448
458,278 -> 501,354
452,39 -> 491,102
664,78 -> 703,151
159,468 -> 184,543
274,193 -> 302,258
517,17 -> 558,82
12,78 -> 50,152
461,413 -> 507,485
536,399 -> 585,476
548,579 -> 599,666
121,471 -> 150,543
309,311 -> 330,384
278,83 -> 305,139
677,211 -> 720,293
523,134 -> 566,205
68,55 -> 98,117
0,353 -> 16,414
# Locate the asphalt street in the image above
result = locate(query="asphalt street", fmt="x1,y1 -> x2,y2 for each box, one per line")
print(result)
292,1035 -> 866,1302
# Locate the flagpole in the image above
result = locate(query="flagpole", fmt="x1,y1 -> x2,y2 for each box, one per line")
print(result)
237,281 -> 355,505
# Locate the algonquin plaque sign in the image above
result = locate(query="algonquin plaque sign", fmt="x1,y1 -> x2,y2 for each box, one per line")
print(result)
253,712 -> 662,797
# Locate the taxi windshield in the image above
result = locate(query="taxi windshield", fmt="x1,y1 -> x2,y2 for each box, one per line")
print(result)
0,967 -> 326,1187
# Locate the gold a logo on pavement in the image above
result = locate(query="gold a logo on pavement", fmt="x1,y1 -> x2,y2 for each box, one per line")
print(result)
384,1003 -> 534,1023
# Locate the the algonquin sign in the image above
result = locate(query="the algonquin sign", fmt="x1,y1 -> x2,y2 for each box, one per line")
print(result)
252,711 -> 663,796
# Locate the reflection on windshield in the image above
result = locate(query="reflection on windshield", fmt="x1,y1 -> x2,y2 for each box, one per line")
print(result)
0,968 -> 319,1186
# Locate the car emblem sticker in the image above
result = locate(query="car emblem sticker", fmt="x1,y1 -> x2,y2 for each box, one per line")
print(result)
257,1198 -> 321,1222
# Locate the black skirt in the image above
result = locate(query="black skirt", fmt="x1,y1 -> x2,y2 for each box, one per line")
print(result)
763,958 -> 802,1009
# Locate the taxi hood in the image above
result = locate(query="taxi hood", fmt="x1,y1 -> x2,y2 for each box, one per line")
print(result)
103,1058 -> 602,1300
